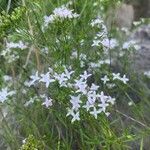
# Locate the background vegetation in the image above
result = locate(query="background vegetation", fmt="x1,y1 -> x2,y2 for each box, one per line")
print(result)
0,0 -> 150,150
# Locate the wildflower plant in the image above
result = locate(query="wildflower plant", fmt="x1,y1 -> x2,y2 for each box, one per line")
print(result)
0,0 -> 150,149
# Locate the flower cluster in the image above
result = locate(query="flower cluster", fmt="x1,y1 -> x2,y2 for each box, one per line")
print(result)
27,66 -> 129,123
6,41 -> 27,50
100,73 -> 129,85
1,40 -> 27,63
112,73 -> 129,84
122,40 -> 140,50
68,88 -> 116,123
91,17 -> 118,51
42,5 -> 79,30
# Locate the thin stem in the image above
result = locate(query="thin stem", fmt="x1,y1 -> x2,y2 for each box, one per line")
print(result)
0,109 -> 19,149
22,0 -> 41,71
115,109 -> 150,129
6,0 -> 11,13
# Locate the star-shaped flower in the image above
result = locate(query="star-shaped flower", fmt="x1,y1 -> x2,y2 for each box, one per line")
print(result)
90,83 -> 99,91
90,107 -> 102,119
40,72 -> 55,88
71,111 -> 80,123
83,101 -> 94,111
98,91 -> 108,103
101,75 -> 109,84
105,112 -> 110,117
87,91 -> 98,104
98,102 -> 109,112
29,71 -> 40,86
80,71 -> 92,81
74,79 -> 86,88
70,95 -> 82,110
0,88 -> 16,103
42,97 -> 53,108
64,68 -> 74,79
54,73 -> 68,87
121,75 -> 129,84
66,108 -> 74,116
112,73 -> 121,80
91,40 -> 101,47
101,38 -> 118,49
76,83 -> 87,94
107,96 -> 116,105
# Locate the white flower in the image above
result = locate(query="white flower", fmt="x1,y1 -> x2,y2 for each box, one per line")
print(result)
123,40 -> 138,49
96,31 -> 107,38
70,95 -> 82,110
0,88 -> 15,103
54,73 -> 68,87
107,96 -> 115,105
41,47 -> 49,54
48,67 -> 54,74
71,111 -> 80,123
17,41 -> 27,50
42,97 -> 53,108
1,48 -> 10,56
40,72 -> 55,88
98,91 -> 108,103
80,71 -> 92,81
87,91 -> 98,104
76,83 -> 87,94
24,80 -> 31,87
144,71 -> 150,77
120,75 -> 129,84
24,97 -> 35,107
101,38 -> 118,49
64,68 -> 74,79
22,138 -> 26,144
29,71 -> 40,86
80,39 -> 84,45
90,107 -> 102,119
90,83 -> 99,91
74,79 -> 88,94
79,53 -> 87,60
128,101 -> 133,106
112,73 -> 121,80
6,41 -> 27,50
105,112 -> 110,116
101,24 -> 108,33
75,79 -> 85,88
106,83 -> 116,89
98,102 -> 109,112
83,101 -> 94,111
71,51 -> 78,59
101,75 -> 109,84
80,61 -> 85,68
91,40 -> 101,47
66,108 -> 74,117
42,6 -> 79,30
53,6 -> 79,19
91,18 -> 103,27
3,75 -> 12,81
44,15 -> 55,26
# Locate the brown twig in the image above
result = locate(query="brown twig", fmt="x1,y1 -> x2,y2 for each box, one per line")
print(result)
22,0 -> 41,72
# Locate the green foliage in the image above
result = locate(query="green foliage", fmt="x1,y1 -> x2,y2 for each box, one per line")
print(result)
0,0 -> 150,150
19,135 -> 44,150
0,6 -> 26,38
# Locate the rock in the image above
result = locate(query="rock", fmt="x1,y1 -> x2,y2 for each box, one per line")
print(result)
115,4 -> 134,28
125,0 -> 150,20
106,3 -> 134,29
131,25 -> 150,72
